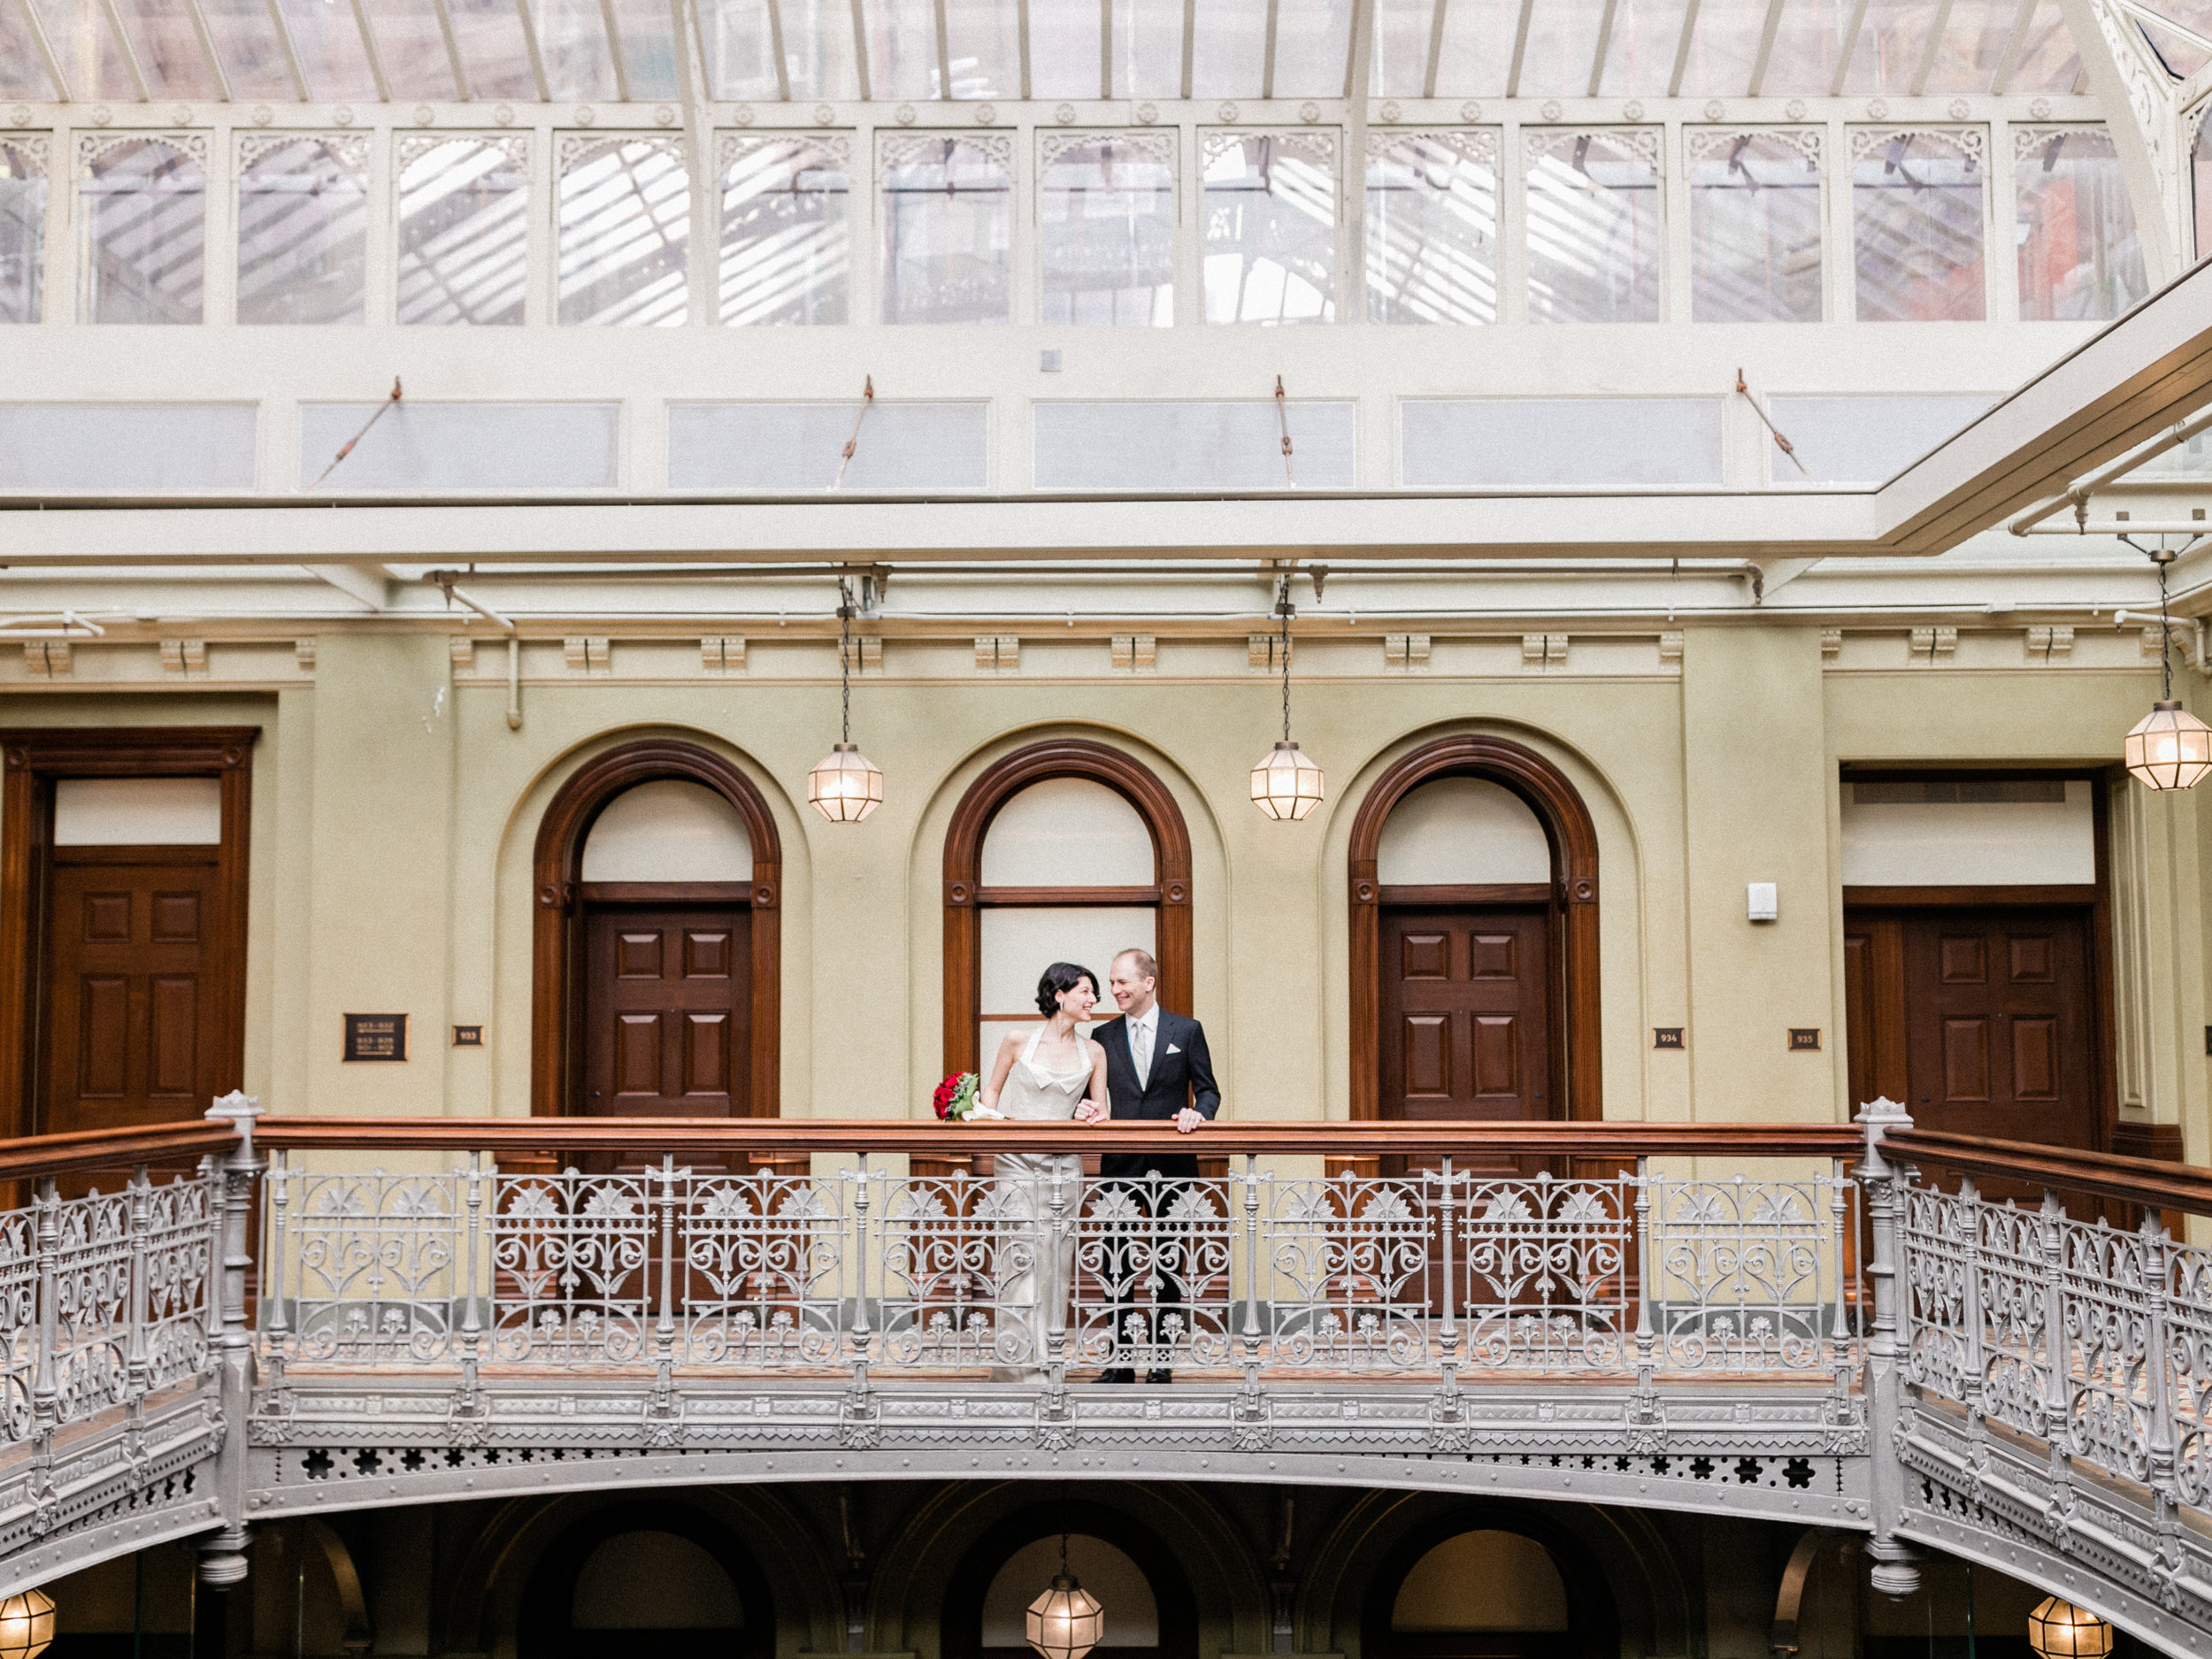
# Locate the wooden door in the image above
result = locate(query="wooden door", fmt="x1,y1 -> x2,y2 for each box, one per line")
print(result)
42,847 -> 225,1138
581,904 -> 752,1120
1378,903 -> 1555,1177
1846,905 -> 2099,1198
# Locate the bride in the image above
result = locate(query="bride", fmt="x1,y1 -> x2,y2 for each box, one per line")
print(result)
977,962 -> 1110,1383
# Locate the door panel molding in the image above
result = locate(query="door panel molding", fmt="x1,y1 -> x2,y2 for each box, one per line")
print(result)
531,741 -> 782,1120
0,726 -> 256,1142
1349,736 -> 1601,1125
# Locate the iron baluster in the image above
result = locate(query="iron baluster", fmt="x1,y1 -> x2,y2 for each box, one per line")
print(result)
1632,1157 -> 1655,1398
1437,1157 -> 1459,1395
1240,1156 -> 1263,1390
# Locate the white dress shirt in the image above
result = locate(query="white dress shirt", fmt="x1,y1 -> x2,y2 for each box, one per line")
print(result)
1128,1006 -> 1159,1089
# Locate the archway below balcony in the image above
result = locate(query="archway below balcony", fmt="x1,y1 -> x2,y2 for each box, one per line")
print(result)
1361,1517 -> 1617,1659
516,1499 -> 776,1659
941,1501 -> 1198,1659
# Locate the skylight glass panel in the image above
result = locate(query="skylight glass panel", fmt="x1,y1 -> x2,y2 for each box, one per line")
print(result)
879,134 -> 1010,323
1190,0 -> 1266,97
80,136 -> 204,326
111,0 -> 224,97
1688,129 -> 1821,322
449,0 -> 540,100
369,0 -> 463,99
398,135 -> 529,325
1202,132 -> 1335,324
1761,0 -> 1854,95
1371,0 -> 1433,96
2195,120 -> 2212,259
236,135 -> 367,325
2004,0 -> 2081,92
29,0 -> 142,101
1850,127 -> 1985,322
698,0 -> 780,97
1109,0 -> 1185,97
720,136 -> 849,324
1030,0 -> 1099,97
866,0 -> 941,99
1921,0 -> 2027,93
1041,133 -> 1175,325
1839,0 -> 1939,92
0,143 -> 45,324
782,0 -> 862,98
1272,0 -> 1356,97
1525,127 -> 1660,323
197,0 -> 298,99
1431,0 -> 1519,95
1515,0 -> 1607,96
944,0 -> 1019,97
1367,132 -> 1497,324
1597,0 -> 1694,96
558,135 -> 689,326
274,0 -> 381,100
611,0 -> 680,98
532,0 -> 621,100
2015,127 -> 2146,321
1676,0 -> 1767,96
0,6 -> 56,97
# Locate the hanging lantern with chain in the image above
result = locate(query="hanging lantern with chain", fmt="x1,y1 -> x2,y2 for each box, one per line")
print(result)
1026,1533 -> 1104,1659
0,1587 -> 53,1659
809,577 -> 885,823
1250,572 -> 1325,821
2123,541 -> 2212,791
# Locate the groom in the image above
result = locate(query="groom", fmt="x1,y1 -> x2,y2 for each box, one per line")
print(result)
1088,947 -> 1219,1386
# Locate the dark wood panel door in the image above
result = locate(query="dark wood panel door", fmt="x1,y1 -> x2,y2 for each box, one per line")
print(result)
582,904 -> 752,1120
42,849 -> 225,1137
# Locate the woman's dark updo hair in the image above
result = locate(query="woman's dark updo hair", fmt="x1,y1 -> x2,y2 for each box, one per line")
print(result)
1035,962 -> 1099,1016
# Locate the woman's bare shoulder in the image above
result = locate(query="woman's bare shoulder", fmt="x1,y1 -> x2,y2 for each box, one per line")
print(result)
995,1025 -> 1030,1056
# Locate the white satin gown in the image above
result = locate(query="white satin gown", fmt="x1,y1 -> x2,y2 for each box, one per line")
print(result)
988,1026 -> 1089,1383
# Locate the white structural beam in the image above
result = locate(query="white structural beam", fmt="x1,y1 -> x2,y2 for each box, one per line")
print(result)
2054,0 -> 2182,287
303,564 -> 394,608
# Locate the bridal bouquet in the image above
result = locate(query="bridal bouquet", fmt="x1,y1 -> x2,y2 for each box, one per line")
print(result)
933,1071 -> 984,1121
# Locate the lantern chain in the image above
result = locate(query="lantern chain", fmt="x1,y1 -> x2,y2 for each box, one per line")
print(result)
1276,573 -> 1294,744
2160,546 -> 2177,704
838,577 -> 855,745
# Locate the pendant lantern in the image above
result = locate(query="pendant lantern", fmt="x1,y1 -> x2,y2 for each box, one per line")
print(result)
1250,573 -> 1325,821
1026,1535 -> 1104,1659
809,578 -> 884,823
2124,542 -> 2212,792
0,1587 -> 54,1659
2026,1596 -> 2113,1659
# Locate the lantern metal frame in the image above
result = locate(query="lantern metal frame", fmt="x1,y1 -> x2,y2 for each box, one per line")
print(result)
2121,540 -> 2212,792
1025,1532 -> 1104,1659
0,1586 -> 54,1659
808,577 -> 885,823
2026,1595 -> 2114,1659
1251,572 -> 1325,822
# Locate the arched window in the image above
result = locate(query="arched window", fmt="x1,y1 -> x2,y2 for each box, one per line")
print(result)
1348,738 -> 1601,1139
533,742 -> 782,1123
943,741 -> 1192,1078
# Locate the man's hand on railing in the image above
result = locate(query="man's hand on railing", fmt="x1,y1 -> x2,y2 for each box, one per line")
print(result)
1174,1108 -> 1203,1133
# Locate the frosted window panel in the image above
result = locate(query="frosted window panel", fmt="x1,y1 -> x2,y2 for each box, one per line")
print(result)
1688,131 -> 1822,323
1041,135 -> 1175,326
879,137 -> 1011,325
1032,0 -> 1099,96
1675,0 -> 1768,96
1515,0 -> 1606,96
2196,119 -> 2212,259
398,138 -> 530,326
1371,0 -> 1432,96
80,138 -> 205,325
2015,128 -> 2146,322
1378,780 -> 1550,885
1431,0 -> 1519,95
2137,8 -> 2211,74
2006,1 -> 2081,95
1839,780 -> 2093,887
1109,0 -> 1186,98
609,0 -> 681,98
0,5 -> 53,97
581,780 -> 753,881
54,778 -> 222,846
719,139 -> 849,326
110,0 -> 223,96
698,0 -> 780,97
1033,401 -> 1356,489
32,0 -> 137,100
273,0 -> 381,98
0,403 -> 257,490
1401,398 -> 1723,487
199,0 -> 303,99
1839,0 -> 1938,92
1271,0 -> 1356,97
559,137 -> 690,326
1759,0 -> 1853,94
532,0 -> 622,98
1525,130 -> 1660,325
446,0 -> 540,100
1203,134 -> 1336,324
981,779 -> 1156,887
1852,129 -> 1985,322
1598,0 -> 1695,95
979,908 -> 1156,1018
944,0 -> 1019,98
983,1539 -> 1158,1647
236,138 -> 367,326
1765,395 -> 1997,483
1191,0 -> 1267,95
779,0 -> 861,98
869,0 -> 940,98
364,0 -> 457,97
670,402 -> 988,489
0,143 -> 43,325
297,403 -> 618,490
1368,134 -> 1498,325
1921,0 -> 2024,93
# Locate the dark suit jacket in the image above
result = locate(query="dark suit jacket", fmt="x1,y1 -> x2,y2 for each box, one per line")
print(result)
1090,1010 -> 1219,1179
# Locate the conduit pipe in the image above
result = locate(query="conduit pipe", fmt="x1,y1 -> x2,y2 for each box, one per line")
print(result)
426,575 -> 523,731
2112,610 -> 2212,674
2008,404 -> 2212,534
2019,518 -> 2212,535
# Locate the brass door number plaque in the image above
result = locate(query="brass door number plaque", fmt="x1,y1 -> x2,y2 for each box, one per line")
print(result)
1653,1028 -> 1684,1049
1788,1028 -> 1822,1051
342,1014 -> 408,1062
453,1025 -> 483,1048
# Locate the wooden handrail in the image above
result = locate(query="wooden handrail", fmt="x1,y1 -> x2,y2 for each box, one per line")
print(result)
250,1115 -> 1869,1159
0,1120 -> 241,1182
1879,1127 -> 2212,1217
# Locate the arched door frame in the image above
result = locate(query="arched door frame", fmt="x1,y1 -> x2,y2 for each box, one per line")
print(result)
942,739 -> 1193,1078
1357,1508 -> 1619,1659
516,1497 -> 777,1659
1348,735 -> 1601,1124
531,740 -> 783,1119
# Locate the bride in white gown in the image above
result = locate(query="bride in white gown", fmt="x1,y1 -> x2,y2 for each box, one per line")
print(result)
976,962 -> 1110,1383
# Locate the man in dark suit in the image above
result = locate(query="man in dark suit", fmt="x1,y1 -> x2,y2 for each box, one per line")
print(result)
1087,947 -> 1220,1385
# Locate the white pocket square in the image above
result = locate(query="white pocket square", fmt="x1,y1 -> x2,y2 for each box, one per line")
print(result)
1165,1043 -> 1182,1055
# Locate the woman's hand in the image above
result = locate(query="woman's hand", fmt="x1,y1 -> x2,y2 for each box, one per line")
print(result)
1074,1100 -> 1108,1125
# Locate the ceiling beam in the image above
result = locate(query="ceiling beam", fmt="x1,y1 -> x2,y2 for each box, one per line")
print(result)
263,0 -> 307,100
303,564 -> 395,609
181,0 -> 233,101
596,0 -> 632,102
12,0 -> 70,101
